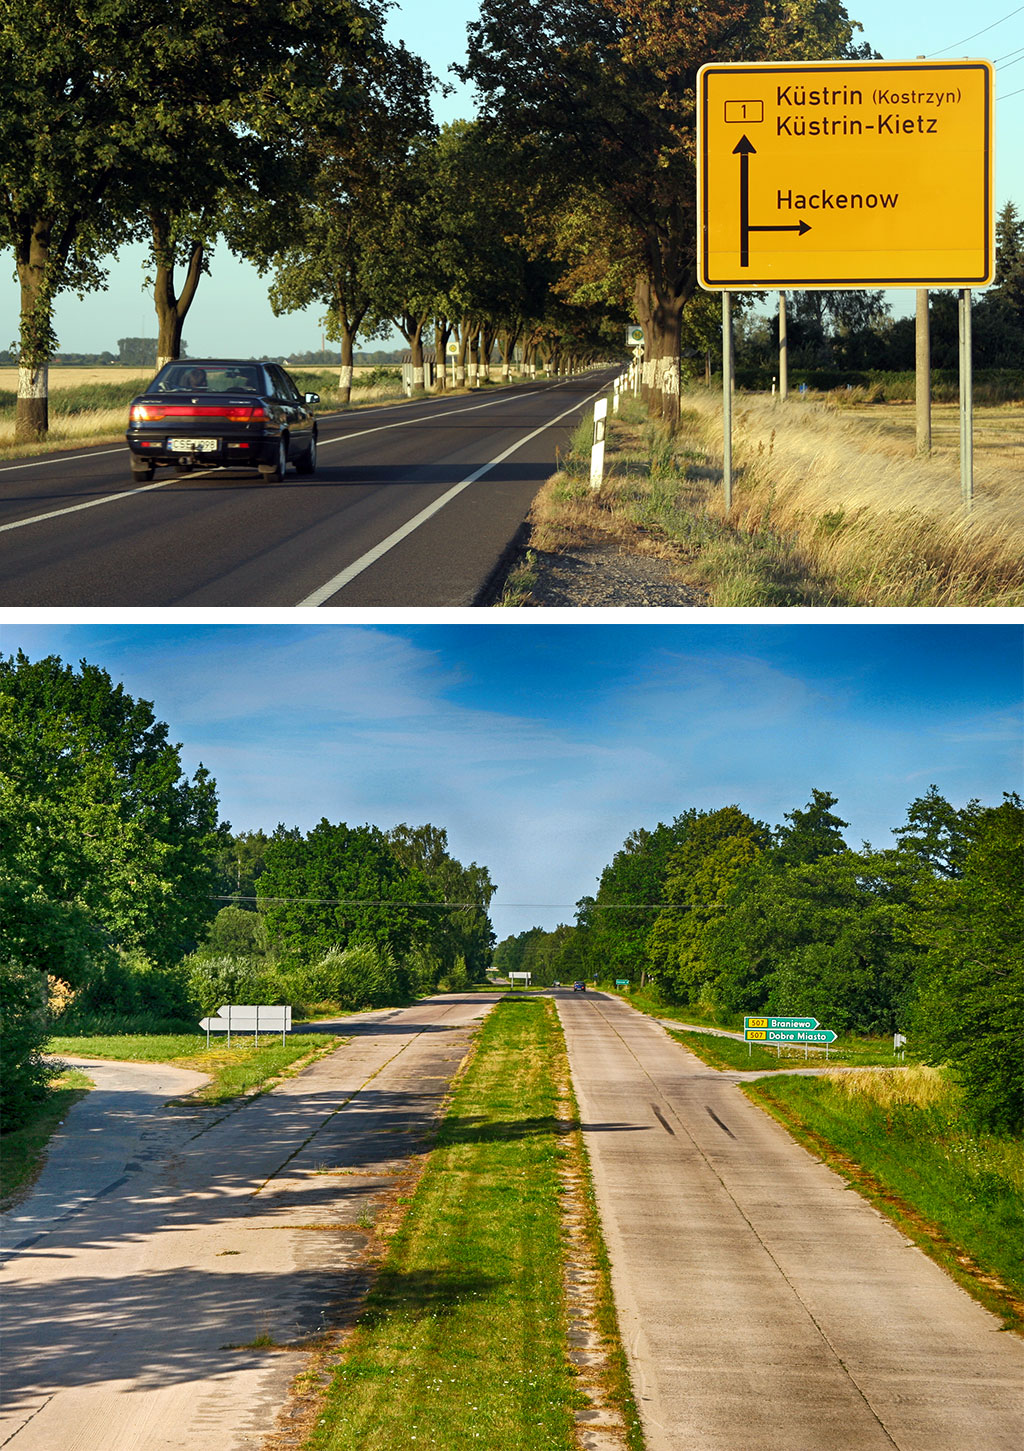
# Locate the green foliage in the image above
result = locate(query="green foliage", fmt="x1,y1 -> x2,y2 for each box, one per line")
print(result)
257,819 -> 425,967
185,954 -> 287,1016
55,949 -> 197,1032
0,651 -> 225,981
646,806 -> 769,1002
295,944 -> 405,1011
0,958 -> 56,1131
910,796 -> 1024,1135
201,904 -> 268,958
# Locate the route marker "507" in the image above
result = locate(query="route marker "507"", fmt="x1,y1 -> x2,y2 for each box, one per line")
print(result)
697,59 -> 994,288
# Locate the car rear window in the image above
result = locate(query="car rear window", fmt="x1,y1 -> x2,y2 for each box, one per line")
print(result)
152,366 -> 263,394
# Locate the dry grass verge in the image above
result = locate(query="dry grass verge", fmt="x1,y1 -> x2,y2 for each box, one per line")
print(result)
521,392 -> 1023,606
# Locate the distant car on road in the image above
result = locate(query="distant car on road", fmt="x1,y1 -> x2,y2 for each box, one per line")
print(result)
126,359 -> 320,482
573,981 -> 586,992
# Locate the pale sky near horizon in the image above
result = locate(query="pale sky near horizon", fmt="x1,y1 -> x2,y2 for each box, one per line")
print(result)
4,0 -> 1021,358
4,621 -> 1021,939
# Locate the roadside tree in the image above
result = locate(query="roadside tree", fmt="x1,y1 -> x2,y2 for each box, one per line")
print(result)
463,0 -> 862,422
0,651 -> 225,981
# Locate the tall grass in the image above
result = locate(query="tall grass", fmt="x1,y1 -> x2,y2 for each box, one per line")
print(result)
687,391 -> 1024,605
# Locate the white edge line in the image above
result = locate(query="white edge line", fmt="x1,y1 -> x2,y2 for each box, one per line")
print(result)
296,384 -> 608,607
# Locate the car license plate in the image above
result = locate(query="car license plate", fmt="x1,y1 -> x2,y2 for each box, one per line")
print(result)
168,437 -> 219,452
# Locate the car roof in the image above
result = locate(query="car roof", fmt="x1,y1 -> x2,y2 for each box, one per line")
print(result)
156,359 -> 274,368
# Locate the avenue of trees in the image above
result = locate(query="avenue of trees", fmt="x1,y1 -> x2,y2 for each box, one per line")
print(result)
5,2 -> 1022,439
497,786 -> 1023,1134
0,652 -> 496,1128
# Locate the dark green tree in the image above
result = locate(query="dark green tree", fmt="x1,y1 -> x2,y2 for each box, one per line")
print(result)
0,652 -> 224,981
911,795 -> 1024,1134
771,788 -> 849,867
463,0 -> 861,421
256,820 -> 427,969
386,823 -> 496,983
646,806 -> 769,1004
892,785 -> 983,879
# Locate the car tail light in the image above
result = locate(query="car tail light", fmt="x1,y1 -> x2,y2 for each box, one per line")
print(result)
130,403 -> 267,422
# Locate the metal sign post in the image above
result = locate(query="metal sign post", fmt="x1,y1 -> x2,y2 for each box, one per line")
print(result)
959,288 -> 974,509
722,291 -> 733,509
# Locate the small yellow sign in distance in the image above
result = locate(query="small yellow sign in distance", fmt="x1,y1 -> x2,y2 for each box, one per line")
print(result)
698,60 -> 994,289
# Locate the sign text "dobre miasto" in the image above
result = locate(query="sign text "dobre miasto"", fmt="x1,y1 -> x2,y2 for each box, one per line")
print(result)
697,60 -> 993,289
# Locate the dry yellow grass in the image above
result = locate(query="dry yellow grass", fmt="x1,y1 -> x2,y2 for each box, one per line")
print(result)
822,1065 -> 948,1108
0,366 -> 153,392
686,391 -> 1024,605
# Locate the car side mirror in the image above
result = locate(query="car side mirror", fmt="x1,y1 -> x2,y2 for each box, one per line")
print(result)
304,393 -> 320,404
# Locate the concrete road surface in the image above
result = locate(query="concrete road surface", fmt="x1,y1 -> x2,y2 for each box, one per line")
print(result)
0,994 -> 496,1451
555,990 -> 1024,1451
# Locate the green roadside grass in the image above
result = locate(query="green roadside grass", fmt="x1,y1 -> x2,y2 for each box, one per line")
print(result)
303,996 -> 640,1451
745,1070 -> 1024,1332
48,1031 -> 343,1105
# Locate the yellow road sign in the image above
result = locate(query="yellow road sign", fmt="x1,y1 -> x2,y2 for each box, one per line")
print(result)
698,60 -> 994,289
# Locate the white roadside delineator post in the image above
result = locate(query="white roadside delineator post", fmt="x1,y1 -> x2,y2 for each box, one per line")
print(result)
590,397 -> 608,489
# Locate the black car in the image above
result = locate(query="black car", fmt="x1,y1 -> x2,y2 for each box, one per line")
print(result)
126,359 -> 320,482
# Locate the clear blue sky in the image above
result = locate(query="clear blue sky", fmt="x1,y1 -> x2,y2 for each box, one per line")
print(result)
4,621 -> 1021,938
7,0 -> 1020,358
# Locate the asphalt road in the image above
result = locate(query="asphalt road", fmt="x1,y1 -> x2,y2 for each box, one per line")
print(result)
0,375 -> 614,606
0,994 -> 498,1451
555,990 -> 1024,1451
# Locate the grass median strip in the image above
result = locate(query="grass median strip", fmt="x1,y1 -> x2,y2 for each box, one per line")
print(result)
297,996 -> 638,1451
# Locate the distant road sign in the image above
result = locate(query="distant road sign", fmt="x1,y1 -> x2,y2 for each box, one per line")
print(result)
698,59 -> 994,288
745,1016 -> 818,1031
745,1028 -> 837,1044
626,326 -> 644,347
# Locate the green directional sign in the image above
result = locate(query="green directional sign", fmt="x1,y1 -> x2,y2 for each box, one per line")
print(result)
745,1016 -> 819,1031
745,1028 -> 837,1044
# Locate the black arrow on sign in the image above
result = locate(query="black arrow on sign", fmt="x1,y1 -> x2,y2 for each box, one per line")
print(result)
734,135 -> 811,267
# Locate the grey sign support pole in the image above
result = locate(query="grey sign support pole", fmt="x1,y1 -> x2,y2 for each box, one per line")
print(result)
722,290 -> 733,510
916,288 -> 931,455
959,288 -> 974,510
778,291 -> 788,402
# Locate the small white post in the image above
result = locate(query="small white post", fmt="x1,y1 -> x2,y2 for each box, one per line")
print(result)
590,397 -> 608,489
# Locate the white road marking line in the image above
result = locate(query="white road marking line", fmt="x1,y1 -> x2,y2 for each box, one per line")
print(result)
0,477 -> 175,533
296,385 -> 608,606
0,446 -> 128,474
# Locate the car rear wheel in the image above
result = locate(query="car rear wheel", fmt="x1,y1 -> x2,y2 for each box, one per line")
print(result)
260,436 -> 288,482
294,430 -> 317,475
130,460 -> 155,482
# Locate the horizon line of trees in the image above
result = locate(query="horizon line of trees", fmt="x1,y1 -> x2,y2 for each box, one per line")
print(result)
495,786 -> 1022,1135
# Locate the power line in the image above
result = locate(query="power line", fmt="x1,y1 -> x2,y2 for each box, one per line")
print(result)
926,5 -> 1024,56
214,895 -> 676,910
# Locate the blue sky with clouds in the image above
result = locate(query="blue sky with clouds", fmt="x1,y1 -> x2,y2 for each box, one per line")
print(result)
30,0 -> 1023,356
6,621 -> 1020,939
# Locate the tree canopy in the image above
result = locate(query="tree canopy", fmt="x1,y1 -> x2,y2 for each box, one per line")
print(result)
0,651 -> 225,980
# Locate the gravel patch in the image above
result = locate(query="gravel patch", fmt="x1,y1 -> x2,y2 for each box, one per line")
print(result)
493,529 -> 709,607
